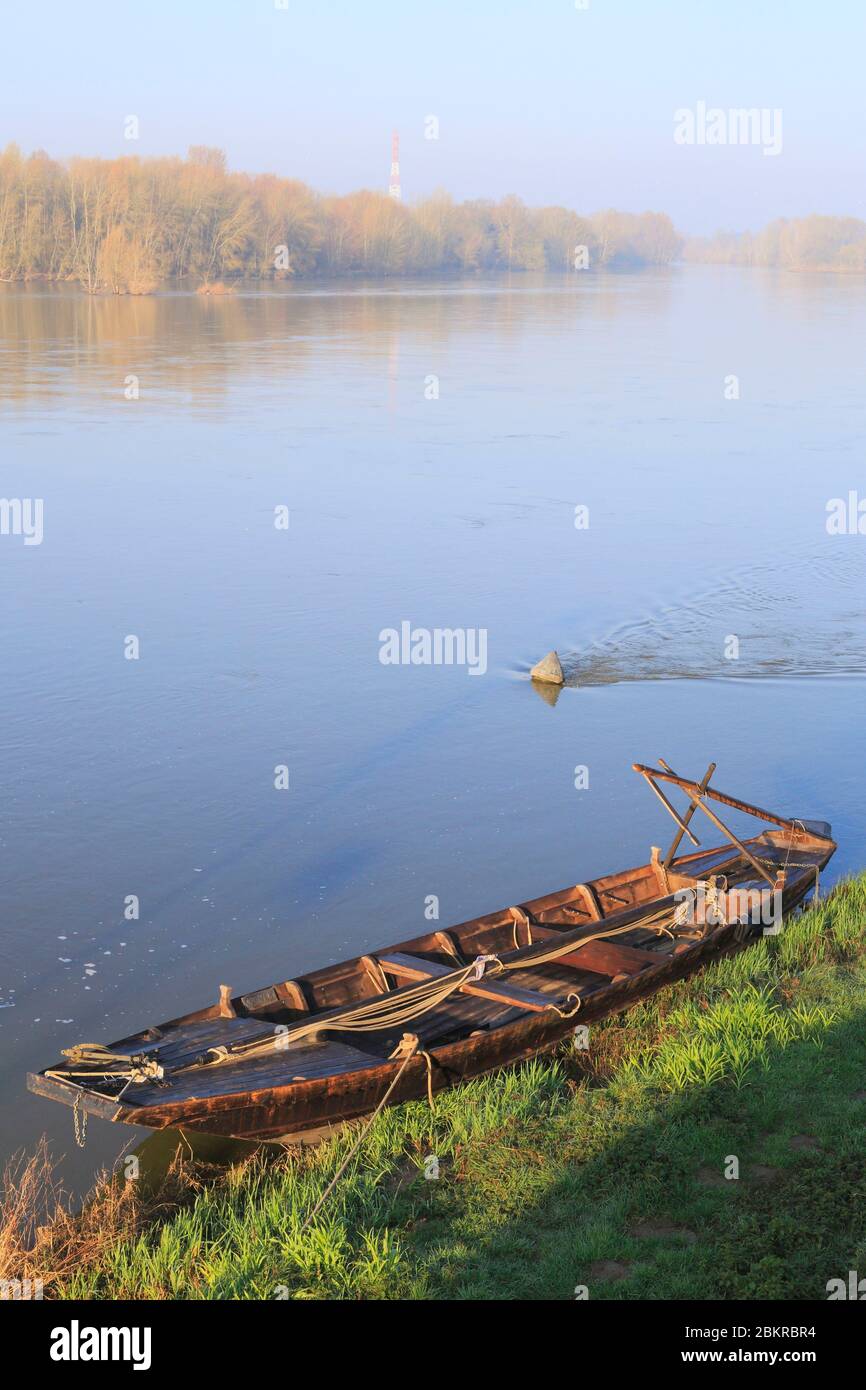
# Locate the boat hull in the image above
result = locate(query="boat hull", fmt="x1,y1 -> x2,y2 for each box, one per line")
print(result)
28,867 -> 823,1143
27,765 -> 837,1144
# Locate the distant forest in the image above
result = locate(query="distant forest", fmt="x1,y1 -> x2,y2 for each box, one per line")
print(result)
685,216 -> 866,273
0,144 -> 681,293
2,145 -> 863,293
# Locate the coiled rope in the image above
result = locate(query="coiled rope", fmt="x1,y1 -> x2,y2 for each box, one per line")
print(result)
45,1043 -> 165,1089
45,1044 -> 167,1147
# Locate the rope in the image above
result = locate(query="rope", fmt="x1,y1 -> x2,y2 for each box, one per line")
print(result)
177,961 -> 491,1070
390,1031 -> 435,1108
509,906 -> 533,949
297,1033 -> 426,1233
45,1043 -> 165,1087
46,1043 -> 168,1148
546,992 -> 582,1019
497,908 -> 676,972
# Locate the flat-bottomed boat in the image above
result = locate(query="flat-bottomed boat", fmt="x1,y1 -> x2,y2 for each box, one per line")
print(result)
27,761 -> 836,1143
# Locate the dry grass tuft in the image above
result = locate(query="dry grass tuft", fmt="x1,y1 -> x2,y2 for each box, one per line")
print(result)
0,1139 -> 213,1298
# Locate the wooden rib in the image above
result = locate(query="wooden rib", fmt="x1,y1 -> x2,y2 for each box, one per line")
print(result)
639,770 -> 701,846
433,929 -> 465,964
519,924 -> 659,978
218,985 -> 236,1019
577,882 -> 604,920
377,952 -> 553,1013
277,980 -> 310,1013
663,760 -> 716,867
650,845 -> 669,893
360,955 -> 389,994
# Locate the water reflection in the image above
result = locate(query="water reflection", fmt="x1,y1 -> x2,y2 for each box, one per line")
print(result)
530,678 -> 564,707
0,272 -> 677,415
131,1126 -> 261,1191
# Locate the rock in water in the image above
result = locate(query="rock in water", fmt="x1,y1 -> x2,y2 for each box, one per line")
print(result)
530,650 -> 564,685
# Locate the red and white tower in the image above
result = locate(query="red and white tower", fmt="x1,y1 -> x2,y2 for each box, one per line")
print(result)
388,130 -> 401,201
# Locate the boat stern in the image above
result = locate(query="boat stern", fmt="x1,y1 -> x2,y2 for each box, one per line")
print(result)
26,1069 -> 130,1124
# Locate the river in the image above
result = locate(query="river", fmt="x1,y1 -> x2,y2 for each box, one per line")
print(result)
1,265 -> 864,1188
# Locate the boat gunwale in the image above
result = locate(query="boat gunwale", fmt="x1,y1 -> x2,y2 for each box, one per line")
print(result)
108,822 -> 839,1038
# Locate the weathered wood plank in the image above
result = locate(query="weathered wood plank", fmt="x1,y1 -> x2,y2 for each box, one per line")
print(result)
512,923 -> 659,978
378,951 -> 553,1013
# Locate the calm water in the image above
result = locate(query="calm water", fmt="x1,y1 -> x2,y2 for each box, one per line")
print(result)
2,266 -> 865,1188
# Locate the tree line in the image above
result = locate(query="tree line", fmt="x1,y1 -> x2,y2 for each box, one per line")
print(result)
684,216 -> 866,273
0,144 -> 681,292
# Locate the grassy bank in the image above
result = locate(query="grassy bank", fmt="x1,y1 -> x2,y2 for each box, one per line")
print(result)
6,878 -> 866,1300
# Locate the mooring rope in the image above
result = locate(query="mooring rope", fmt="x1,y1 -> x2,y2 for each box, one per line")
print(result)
390,1031 -> 436,1108
297,1032 -> 429,1233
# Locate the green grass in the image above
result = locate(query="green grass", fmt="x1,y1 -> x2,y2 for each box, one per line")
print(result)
57,877 -> 866,1300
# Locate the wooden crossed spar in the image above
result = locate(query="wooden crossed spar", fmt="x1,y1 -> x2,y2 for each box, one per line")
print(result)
633,758 -> 807,887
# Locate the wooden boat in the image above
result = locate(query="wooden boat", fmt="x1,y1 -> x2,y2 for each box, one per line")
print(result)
28,761 -> 836,1143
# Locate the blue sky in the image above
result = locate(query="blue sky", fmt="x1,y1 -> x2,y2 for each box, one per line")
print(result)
4,0 -> 865,233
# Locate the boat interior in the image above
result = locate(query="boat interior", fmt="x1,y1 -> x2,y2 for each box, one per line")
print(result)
63,817 -> 833,1109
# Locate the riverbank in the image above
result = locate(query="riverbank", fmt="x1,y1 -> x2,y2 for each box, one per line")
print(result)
4,875 -> 865,1300
0,146 -> 680,291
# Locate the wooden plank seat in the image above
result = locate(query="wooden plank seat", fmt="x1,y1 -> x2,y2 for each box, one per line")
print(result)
377,951 -> 554,1013
512,924 -> 661,979
558,938 -> 660,978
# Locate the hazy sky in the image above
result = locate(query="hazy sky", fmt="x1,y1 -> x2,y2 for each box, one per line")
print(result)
5,0 -> 865,234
